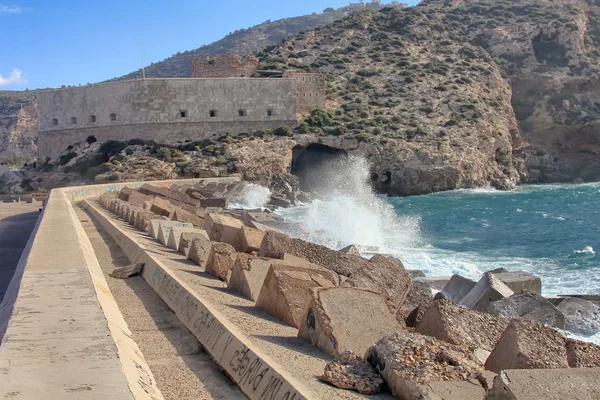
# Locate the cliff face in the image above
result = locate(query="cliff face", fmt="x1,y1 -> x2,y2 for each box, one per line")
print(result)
0,91 -> 38,164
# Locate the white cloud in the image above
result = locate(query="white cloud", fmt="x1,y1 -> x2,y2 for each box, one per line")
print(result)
0,5 -> 22,14
0,69 -> 27,87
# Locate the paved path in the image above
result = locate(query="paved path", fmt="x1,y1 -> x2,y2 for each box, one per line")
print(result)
0,202 -> 40,303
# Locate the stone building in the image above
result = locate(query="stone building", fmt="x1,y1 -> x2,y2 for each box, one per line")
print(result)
37,55 -> 325,158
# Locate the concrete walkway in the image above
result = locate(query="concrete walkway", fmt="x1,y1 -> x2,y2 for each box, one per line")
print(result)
0,202 -> 40,303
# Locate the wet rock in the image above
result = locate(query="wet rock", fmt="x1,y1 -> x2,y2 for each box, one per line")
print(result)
205,242 -> 237,282
268,194 -> 293,208
459,272 -> 514,312
492,270 -> 542,294
485,320 -> 568,373
565,338 -> 600,368
255,263 -> 338,328
319,351 -> 384,395
298,287 -> 403,358
227,254 -> 273,301
555,297 -> 600,336
489,291 -> 565,329
438,274 -> 476,304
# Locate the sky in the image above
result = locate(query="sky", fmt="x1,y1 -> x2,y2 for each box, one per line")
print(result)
0,0 -> 418,91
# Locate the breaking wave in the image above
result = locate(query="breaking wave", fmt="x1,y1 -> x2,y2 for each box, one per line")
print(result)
230,183 -> 271,209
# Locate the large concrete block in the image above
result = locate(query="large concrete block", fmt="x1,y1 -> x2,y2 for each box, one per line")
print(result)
484,320 -> 568,373
416,300 -> 508,354
126,206 -> 144,226
565,338 -> 600,368
99,192 -> 117,208
134,211 -> 156,232
150,196 -> 175,217
127,190 -> 153,207
203,213 -> 244,248
555,297 -> 600,336
492,270 -> 542,294
298,287 -> 403,358
398,280 -> 433,326
489,291 -> 565,329
438,274 -> 476,304
365,332 -> 484,400
242,210 -> 281,226
205,242 -> 237,282
258,230 -> 366,276
200,198 -> 228,208
227,254 -> 273,301
178,230 -> 210,257
171,209 -> 206,228
118,186 -> 134,201
255,264 -> 338,328
487,368 -> 600,400
187,236 -> 213,268
167,226 -> 206,251
342,254 -> 412,311
118,203 -> 130,219
459,272 -> 514,312
339,244 -> 361,256
238,226 -> 265,253
156,221 -> 193,246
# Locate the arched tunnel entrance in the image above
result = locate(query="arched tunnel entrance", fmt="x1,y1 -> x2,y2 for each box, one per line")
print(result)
291,143 -> 348,191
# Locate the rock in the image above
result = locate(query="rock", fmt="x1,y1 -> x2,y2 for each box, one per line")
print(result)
298,287 -> 403,357
422,276 -> 451,291
157,221 -> 193,246
342,254 -> 412,311
187,236 -> 213,269
203,213 -> 244,248
555,297 -> 600,336
200,198 -> 228,208
255,263 -> 338,328
319,351 -> 384,395
487,368 -> 600,400
167,227 -> 205,251
238,226 -> 265,254
492,270 -> 542,295
226,254 -> 274,301
407,269 -> 426,278
489,292 -> 565,329
127,190 -> 153,208
484,320 -> 568,373
178,230 -> 210,257
416,300 -> 509,355
109,263 -> 144,279
365,332 -> 484,400
398,280 -> 433,325
118,186 -> 134,201
205,242 -> 237,282
339,245 -> 361,256
258,230 -> 366,276
459,272 -> 514,312
171,208 -> 206,228
150,197 -> 175,217
242,210 -> 281,226
565,338 -> 600,368
268,194 -> 293,208
438,274 -> 476,304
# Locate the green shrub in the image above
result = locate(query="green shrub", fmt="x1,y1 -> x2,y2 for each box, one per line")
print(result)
58,152 -> 77,166
99,140 -> 126,159
274,125 -> 292,136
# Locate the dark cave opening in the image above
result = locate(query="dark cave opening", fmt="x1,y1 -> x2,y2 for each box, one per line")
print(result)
291,143 -> 347,191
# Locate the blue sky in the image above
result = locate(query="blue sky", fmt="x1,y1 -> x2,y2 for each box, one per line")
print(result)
0,0 -> 418,91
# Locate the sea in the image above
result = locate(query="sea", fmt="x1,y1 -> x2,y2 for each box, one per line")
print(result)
233,156 -> 600,343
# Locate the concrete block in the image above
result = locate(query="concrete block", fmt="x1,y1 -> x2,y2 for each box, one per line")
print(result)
255,264 -> 338,328
407,269 -> 426,278
459,272 -> 514,312
149,197 -> 175,217
200,198 -> 228,208
365,332 -> 484,400
134,211 -> 155,232
167,227 -> 206,251
565,338 -> 600,368
342,254 -> 412,311
242,210 -> 281,226
202,213 -> 244,249
320,351 -> 384,395
555,297 -> 600,336
489,291 -> 565,329
485,320 -> 568,373
127,190 -> 153,207
127,206 -> 144,226
156,221 -> 192,246
398,280 -> 433,325
492,270 -> 542,294
416,300 -> 508,354
187,235 -> 213,269
339,244 -> 361,256
118,186 -> 134,201
298,287 -> 403,358
238,226 -> 265,253
487,368 -> 600,400
171,209 -> 206,228
227,254 -> 273,301
177,230 -> 210,257
438,274 -> 476,303
205,242 -> 237,282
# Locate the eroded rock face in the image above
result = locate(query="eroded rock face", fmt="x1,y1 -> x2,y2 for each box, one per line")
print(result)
319,351 -> 384,395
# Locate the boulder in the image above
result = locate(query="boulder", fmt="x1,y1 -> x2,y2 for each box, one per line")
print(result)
416,300 -> 509,355
110,263 -> 144,279
555,297 -> 600,336
203,213 -> 244,248
342,254 -> 412,311
187,236 -> 213,269
255,264 -> 338,328
484,320 -> 568,373
492,270 -> 542,294
365,332 -> 484,400
167,227 -> 206,251
258,230 -> 366,276
118,186 -> 134,201
319,351 -> 384,395
489,292 -> 565,329
298,287 -> 403,357
227,254 -> 274,301
171,209 -> 206,228
339,245 -> 361,256
156,221 -> 193,246
178,231 -> 210,257
204,242 -> 238,282
398,280 -> 433,325
459,272 -> 514,312
238,226 -> 265,254
565,338 -> 600,368
438,274 -> 476,304
407,270 -> 426,279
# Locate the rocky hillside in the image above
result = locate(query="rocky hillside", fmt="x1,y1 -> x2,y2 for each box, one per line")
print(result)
0,91 -> 38,164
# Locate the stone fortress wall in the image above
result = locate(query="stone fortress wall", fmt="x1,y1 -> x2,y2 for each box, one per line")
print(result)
192,53 -> 260,78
